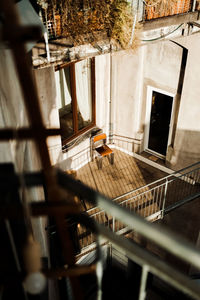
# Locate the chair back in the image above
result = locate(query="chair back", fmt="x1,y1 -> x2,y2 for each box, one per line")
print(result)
91,133 -> 107,160
93,133 -> 107,143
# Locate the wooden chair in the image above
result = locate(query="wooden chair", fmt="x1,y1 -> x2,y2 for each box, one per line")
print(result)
91,133 -> 114,169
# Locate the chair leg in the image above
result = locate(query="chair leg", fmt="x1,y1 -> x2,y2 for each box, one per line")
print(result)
98,157 -> 103,169
110,152 -> 114,165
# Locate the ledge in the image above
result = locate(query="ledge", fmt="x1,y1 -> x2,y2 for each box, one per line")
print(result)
62,127 -> 102,152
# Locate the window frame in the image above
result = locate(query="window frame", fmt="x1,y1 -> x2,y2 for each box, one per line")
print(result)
55,57 -> 96,145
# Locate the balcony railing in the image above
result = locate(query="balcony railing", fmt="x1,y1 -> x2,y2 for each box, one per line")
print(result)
57,170 -> 200,299
77,161 -> 200,251
144,0 -> 193,21
130,0 -> 199,22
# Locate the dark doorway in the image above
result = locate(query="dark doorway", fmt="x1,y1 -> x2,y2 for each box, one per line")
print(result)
148,91 -> 173,156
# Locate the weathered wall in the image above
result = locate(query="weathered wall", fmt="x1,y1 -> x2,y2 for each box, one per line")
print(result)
34,66 -> 62,166
169,34 -> 200,169
34,54 -> 110,171
111,41 -> 182,155
95,53 -> 110,135
141,40 -> 182,158
143,40 -> 182,93
33,33 -> 200,172
111,35 -> 200,169
111,48 -> 145,152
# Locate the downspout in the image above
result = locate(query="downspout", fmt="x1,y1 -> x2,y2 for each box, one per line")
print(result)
109,45 -> 113,144
39,9 -> 50,62
44,31 -> 50,62
192,0 -> 197,12
129,0 -> 138,46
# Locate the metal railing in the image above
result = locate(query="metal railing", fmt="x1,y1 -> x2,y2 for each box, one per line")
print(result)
113,161 -> 200,213
142,0 -> 194,21
77,162 -> 200,250
2,169 -> 200,299
58,170 -> 200,299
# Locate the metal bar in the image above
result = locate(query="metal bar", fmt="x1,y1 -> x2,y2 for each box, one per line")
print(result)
113,162 -> 200,202
0,202 -> 81,219
0,128 -> 60,140
44,264 -> 96,278
138,265 -> 149,300
0,1 -> 83,298
98,224 -> 200,300
164,192 -> 200,215
161,179 -> 168,219
57,170 -> 200,270
113,216 -> 115,232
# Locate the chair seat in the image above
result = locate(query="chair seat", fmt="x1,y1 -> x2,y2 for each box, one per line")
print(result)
95,145 -> 113,157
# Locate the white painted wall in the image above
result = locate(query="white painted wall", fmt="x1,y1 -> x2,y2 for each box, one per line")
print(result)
111,41 -> 182,155
95,53 -> 110,135
34,54 -> 110,171
169,34 -> 200,169
110,35 -> 200,169
33,33 -> 200,172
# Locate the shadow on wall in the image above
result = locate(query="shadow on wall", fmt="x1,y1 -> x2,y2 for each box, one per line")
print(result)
141,125 -> 200,171
169,129 -> 200,170
34,67 -> 58,128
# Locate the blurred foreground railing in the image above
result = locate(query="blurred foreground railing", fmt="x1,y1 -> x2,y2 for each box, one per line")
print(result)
57,170 -> 200,299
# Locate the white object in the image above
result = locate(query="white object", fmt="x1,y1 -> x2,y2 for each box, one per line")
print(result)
23,272 -> 46,294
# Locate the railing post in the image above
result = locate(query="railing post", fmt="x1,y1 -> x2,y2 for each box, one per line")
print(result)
96,237 -> 103,300
138,265 -> 149,300
112,216 -> 115,232
161,178 -> 168,219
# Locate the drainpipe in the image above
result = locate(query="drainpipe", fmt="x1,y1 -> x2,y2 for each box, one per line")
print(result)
44,31 -> 50,62
40,8 -> 50,63
129,0 -> 138,46
192,0 -> 197,12
109,45 -> 114,144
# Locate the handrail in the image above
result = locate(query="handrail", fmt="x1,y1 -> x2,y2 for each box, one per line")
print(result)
113,162 -> 200,202
98,224 -> 200,300
57,170 -> 200,270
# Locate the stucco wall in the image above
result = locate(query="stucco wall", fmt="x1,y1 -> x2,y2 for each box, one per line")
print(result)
110,35 -> 200,169
34,66 -> 62,166
141,40 -> 183,161
143,41 -> 182,93
95,53 -> 110,135
112,49 -> 143,138
34,54 -> 110,171
169,34 -> 200,169
111,41 -> 183,154
33,33 -> 200,172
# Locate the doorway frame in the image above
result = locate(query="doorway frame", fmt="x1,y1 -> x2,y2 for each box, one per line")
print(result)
144,86 -> 176,158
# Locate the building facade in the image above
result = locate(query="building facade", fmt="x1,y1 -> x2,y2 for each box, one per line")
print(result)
31,0 -> 200,172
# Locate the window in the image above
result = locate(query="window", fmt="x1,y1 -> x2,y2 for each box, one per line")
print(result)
55,58 -> 96,145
